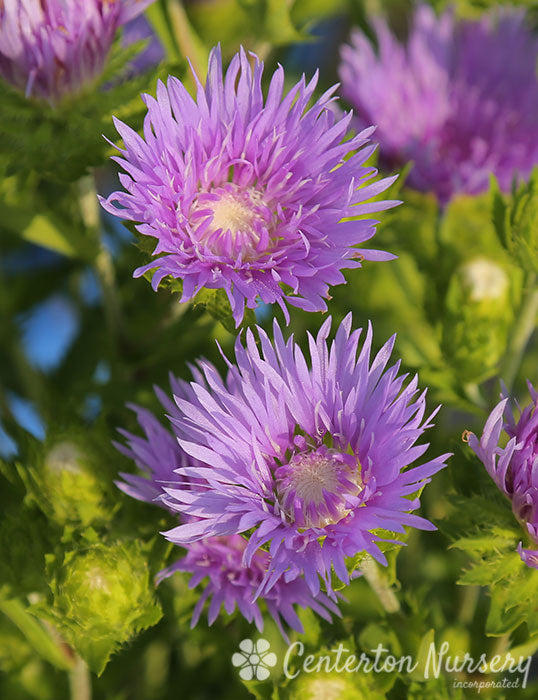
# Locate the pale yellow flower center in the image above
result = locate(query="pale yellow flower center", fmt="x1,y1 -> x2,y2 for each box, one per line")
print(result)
287,454 -> 343,506
208,193 -> 261,240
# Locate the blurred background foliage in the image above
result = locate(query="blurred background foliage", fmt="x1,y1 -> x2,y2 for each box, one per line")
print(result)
1,0 -> 538,698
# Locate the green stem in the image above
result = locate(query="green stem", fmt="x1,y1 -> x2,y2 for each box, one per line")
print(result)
94,245 -> 123,343
361,556 -> 400,614
490,633 -> 510,659
77,175 -> 123,346
168,1 -> 207,79
458,585 -> 480,625
69,656 -> 91,700
500,273 -> 538,392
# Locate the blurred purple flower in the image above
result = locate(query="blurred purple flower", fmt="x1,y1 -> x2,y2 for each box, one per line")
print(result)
122,14 -> 164,76
0,0 -> 155,104
469,382 -> 538,569
339,5 -> 538,204
160,315 -> 449,598
100,45 -> 399,325
115,376 -> 341,638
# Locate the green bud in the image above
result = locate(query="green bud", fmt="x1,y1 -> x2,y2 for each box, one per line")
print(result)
289,675 -> 367,700
282,640 -> 389,700
442,257 -> 517,382
41,441 -> 109,526
286,670 -> 387,700
18,433 -> 115,528
457,258 -> 509,303
439,626 -> 471,659
40,541 -> 162,674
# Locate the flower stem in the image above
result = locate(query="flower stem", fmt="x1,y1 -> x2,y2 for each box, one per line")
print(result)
361,556 -> 400,614
463,383 -> 487,411
500,273 -> 538,392
458,585 -> 480,625
69,656 -> 91,700
78,175 -> 123,347
168,1 -> 207,80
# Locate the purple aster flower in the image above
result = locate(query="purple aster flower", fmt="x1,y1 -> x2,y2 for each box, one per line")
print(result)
339,5 -> 538,204
157,536 -> 341,639
0,0 -> 155,104
115,378 -> 341,638
100,46 -> 399,325
160,315 -> 450,598
468,383 -> 538,569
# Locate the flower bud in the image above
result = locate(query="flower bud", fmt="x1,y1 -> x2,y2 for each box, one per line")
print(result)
39,441 -> 110,526
442,257 -> 515,382
44,541 -> 162,673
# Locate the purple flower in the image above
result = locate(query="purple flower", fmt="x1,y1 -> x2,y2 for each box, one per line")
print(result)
468,383 -> 538,569
339,5 -> 538,204
115,378 -> 341,637
0,0 -> 155,104
100,46 -> 399,325
161,315 -> 449,598
157,536 -> 341,639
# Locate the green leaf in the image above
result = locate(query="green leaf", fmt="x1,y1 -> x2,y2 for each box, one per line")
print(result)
235,0 -> 307,44
486,584 -> 529,637
21,215 -> 78,257
489,169 -> 538,274
408,629 -> 436,682
263,0 -> 306,43
0,597 -> 73,671
445,483 -> 538,639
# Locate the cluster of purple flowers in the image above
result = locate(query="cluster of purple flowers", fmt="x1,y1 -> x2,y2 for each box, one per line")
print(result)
116,316 -> 448,634
6,0 -> 538,635
101,7 -> 536,631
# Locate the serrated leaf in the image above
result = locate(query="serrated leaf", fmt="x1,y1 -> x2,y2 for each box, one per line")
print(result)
489,168 -> 538,274
451,529 -> 517,554
486,585 -> 528,637
458,551 -> 520,586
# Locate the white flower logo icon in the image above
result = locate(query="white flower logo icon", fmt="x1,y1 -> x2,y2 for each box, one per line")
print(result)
231,638 -> 277,680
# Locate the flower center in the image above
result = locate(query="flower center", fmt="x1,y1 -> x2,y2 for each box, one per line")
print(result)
190,184 -> 274,259
210,194 -> 257,235
275,446 -> 363,528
